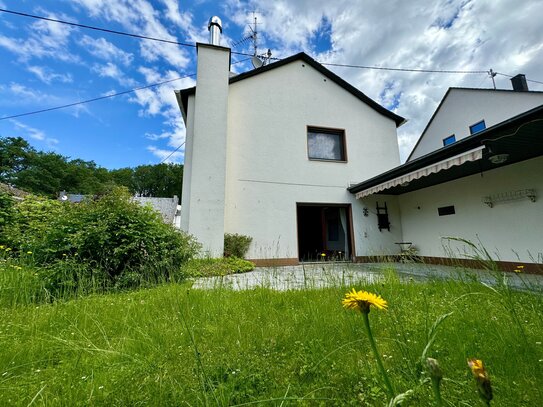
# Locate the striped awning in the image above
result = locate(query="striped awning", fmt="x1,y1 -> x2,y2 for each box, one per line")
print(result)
355,145 -> 485,199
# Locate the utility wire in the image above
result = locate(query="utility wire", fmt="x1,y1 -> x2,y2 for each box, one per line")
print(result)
319,62 -> 487,75
0,74 -> 196,121
2,8 -> 542,83
0,8 -> 492,74
0,8 -> 196,48
159,141 -> 186,164
495,72 -> 543,86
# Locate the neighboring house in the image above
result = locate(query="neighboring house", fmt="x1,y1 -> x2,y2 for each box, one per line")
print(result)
176,18 -> 542,270
133,196 -> 181,228
59,191 -> 86,203
349,88 -> 543,271
0,182 -> 29,200
175,25 -> 404,263
407,78 -> 543,161
58,191 -> 181,228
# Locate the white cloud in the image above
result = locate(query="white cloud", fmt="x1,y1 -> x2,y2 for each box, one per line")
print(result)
0,9 -> 80,63
71,0 -> 193,69
92,62 -> 137,87
10,120 -> 59,147
27,66 -> 73,84
225,0 -> 543,161
79,35 -> 134,65
9,83 -> 50,101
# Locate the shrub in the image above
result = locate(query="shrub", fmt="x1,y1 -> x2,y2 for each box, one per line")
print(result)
224,233 -> 252,258
0,191 -> 15,240
183,257 -> 255,277
3,187 -> 200,297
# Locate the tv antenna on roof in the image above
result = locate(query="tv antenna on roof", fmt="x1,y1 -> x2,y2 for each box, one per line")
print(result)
247,12 -> 272,69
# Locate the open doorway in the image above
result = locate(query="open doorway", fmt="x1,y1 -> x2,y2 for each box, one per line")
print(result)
297,204 -> 353,262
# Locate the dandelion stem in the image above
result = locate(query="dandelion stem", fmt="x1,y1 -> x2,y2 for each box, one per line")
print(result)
431,378 -> 443,407
361,311 -> 395,399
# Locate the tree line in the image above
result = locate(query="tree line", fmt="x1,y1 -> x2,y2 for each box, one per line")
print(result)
0,136 -> 183,198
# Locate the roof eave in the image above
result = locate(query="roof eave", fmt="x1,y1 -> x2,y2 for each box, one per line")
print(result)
348,104 -> 543,194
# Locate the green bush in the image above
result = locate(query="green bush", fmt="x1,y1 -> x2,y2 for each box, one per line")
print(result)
224,233 -> 252,258
0,191 -> 15,239
183,257 -> 255,277
3,187 -> 200,297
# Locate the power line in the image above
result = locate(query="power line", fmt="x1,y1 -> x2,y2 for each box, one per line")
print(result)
0,7 -> 260,60
495,72 -> 543,86
5,7 -> 539,80
0,74 -> 196,121
319,61 -> 487,75
2,8 -> 542,84
0,8 -> 196,48
159,141 -> 186,164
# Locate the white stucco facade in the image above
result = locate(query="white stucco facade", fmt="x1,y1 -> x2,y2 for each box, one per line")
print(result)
397,156 -> 543,263
180,47 -> 404,262
409,89 -> 543,161
180,44 -> 230,256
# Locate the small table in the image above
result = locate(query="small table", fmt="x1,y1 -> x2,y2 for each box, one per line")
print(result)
395,242 -> 413,252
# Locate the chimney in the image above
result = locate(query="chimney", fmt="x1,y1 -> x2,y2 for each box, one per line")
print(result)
511,74 -> 529,92
180,18 -> 230,257
208,16 -> 222,46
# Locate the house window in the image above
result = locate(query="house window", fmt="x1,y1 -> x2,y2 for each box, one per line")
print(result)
438,205 -> 455,216
307,127 -> 346,161
469,120 -> 486,134
442,134 -> 456,146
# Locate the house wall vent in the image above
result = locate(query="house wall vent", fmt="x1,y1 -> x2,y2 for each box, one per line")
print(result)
208,16 -> 222,46
511,74 -> 528,92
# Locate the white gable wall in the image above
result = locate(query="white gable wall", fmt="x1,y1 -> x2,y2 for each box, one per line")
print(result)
398,156 -> 543,263
409,89 -> 543,160
224,61 -> 403,260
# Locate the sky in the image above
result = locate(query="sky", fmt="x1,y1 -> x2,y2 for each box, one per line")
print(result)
0,0 -> 542,169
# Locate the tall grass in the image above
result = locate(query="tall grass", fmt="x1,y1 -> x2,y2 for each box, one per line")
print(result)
1,265 -> 542,406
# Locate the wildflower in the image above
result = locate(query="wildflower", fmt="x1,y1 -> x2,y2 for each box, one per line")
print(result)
342,288 -> 388,314
321,253 -> 326,257
27,251 -> 32,255
427,358 -> 443,406
342,289 -> 394,399
468,358 -> 493,405
0,245 -> 4,249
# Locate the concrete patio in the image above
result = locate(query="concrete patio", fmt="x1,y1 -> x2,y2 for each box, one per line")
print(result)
191,262 -> 543,291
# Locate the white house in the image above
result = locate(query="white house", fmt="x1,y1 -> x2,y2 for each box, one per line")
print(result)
175,20 -> 405,264
408,80 -> 543,161
349,83 -> 543,272
176,18 -> 543,272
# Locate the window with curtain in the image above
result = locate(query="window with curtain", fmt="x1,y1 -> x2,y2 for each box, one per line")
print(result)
307,127 -> 346,161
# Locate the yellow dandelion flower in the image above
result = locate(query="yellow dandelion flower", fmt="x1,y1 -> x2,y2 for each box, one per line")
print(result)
342,288 -> 388,313
0,245 -> 4,249
517,265 -> 525,269
27,251 -> 32,255
321,253 -> 326,257
468,358 -> 493,403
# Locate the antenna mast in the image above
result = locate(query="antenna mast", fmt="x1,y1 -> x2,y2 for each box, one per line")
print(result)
249,12 -> 258,56
488,68 -> 497,89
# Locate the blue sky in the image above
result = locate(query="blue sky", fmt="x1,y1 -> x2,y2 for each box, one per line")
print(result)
0,0 -> 542,168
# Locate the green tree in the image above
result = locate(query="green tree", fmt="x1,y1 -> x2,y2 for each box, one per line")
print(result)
0,136 -> 35,185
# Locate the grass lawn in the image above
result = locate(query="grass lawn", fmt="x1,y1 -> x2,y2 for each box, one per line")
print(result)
1,267 -> 542,406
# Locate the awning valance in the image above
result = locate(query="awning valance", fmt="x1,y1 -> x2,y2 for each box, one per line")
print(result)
355,145 -> 485,199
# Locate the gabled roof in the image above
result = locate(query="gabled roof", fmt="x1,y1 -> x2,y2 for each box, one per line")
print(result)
175,52 -> 405,127
406,87 -> 543,161
348,103 -> 543,196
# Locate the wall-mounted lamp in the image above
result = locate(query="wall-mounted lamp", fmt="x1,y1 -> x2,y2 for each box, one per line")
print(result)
488,153 -> 510,164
